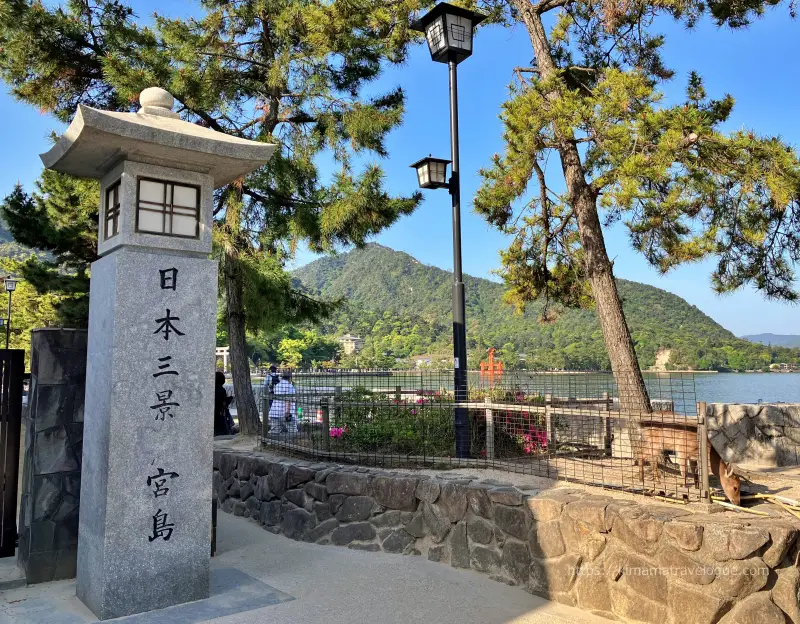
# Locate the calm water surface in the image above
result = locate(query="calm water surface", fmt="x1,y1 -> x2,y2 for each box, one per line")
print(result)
692,372 -> 800,404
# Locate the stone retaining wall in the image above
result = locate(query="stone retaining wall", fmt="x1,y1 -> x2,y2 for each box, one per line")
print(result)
708,403 -> 800,467
213,449 -> 800,624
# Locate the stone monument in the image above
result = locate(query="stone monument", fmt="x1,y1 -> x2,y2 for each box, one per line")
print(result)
41,87 -> 276,619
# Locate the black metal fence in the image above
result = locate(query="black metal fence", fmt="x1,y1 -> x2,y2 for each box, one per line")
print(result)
258,369 -> 711,502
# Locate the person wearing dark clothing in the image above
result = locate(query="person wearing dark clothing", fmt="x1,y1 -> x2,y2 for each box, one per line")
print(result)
214,371 -> 232,436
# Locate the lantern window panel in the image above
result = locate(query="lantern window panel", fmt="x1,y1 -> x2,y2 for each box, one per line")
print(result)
446,14 -> 472,52
104,181 -> 121,240
136,177 -> 200,238
425,16 -> 446,56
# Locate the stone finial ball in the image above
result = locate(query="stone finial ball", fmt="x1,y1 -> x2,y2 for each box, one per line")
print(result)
139,87 -> 174,111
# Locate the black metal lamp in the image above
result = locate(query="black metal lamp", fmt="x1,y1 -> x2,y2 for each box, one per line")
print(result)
410,156 -> 451,189
410,2 -> 486,65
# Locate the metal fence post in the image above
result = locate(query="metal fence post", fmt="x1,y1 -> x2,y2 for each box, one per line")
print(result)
320,397 -> 330,452
484,396 -> 494,461
544,393 -> 554,448
697,401 -> 710,502
602,391 -> 611,457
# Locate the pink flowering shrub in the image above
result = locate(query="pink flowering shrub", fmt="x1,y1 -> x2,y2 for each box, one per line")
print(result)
329,427 -> 347,438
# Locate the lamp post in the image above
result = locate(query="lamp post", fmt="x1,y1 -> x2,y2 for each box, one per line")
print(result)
410,3 -> 485,459
4,277 -> 17,349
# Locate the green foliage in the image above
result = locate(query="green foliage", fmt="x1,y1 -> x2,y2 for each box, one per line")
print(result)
294,244 -> 799,371
0,170 -> 98,326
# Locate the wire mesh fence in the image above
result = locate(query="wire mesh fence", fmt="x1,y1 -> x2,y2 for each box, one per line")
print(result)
253,369 -> 711,502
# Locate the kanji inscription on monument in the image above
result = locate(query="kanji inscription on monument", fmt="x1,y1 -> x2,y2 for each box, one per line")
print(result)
40,87 -> 275,619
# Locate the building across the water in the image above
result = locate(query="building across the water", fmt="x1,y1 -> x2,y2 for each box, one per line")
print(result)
338,334 -> 364,355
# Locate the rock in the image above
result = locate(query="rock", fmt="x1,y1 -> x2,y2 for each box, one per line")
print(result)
372,476 -> 418,511
465,486 -> 492,519
382,528 -> 416,554
251,457 -> 272,477
702,524 -> 769,562
494,504 -> 529,541
304,481 -> 329,502
219,453 -> 237,480
529,520 -> 565,559
664,521 -> 704,552
428,543 -> 448,563
657,546 -> 714,585
377,528 -> 394,541
255,476 -> 273,501
233,501 -> 246,516
405,512 -> 427,538
212,471 -> 223,498
532,553 -> 582,595
470,545 -> 500,573
437,483 -> 468,523
336,496 -> 378,522
260,500 -> 283,527
327,472 -> 370,496
268,463 -> 288,498
711,557 -> 768,599
665,580 -> 731,624
329,493 -> 347,514
623,553 -> 666,603
245,497 -> 261,517
450,522 -> 469,569
467,517 -> 494,545
313,501 -> 333,522
422,502 -> 451,543
349,543 -> 381,552
608,582 -> 667,623
488,487 -> 525,506
303,518 -> 339,543
771,566 -> 800,623
371,510 -> 403,528
315,467 -> 336,483
287,465 -> 316,489
501,539 -> 531,585
574,565 -> 612,613
578,533 -> 606,561
331,522 -> 376,546
565,499 -> 609,532
281,508 -> 316,540
717,592 -> 786,624
283,489 -> 306,508
236,456 -> 257,480
416,479 -> 441,504
527,496 -> 567,523
221,498 -> 234,514
227,481 -> 241,499
762,524 -> 797,567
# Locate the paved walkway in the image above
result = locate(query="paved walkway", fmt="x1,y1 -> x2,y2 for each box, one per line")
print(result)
1,513 -> 608,623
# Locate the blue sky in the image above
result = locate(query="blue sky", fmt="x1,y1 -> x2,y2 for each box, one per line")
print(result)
0,2 -> 797,337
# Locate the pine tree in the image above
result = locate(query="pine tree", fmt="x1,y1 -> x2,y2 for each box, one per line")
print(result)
0,0 -> 422,434
472,0 -> 799,411
1,170 -> 99,326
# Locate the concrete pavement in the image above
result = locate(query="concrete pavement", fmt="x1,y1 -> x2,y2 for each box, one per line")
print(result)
0,512 -> 608,623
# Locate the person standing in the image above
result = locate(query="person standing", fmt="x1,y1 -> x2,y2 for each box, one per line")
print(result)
268,372 -> 297,434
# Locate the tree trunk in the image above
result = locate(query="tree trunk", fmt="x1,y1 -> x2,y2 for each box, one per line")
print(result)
223,250 -> 261,435
514,0 -> 651,414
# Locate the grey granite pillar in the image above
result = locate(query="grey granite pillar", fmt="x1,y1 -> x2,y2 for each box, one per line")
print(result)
17,329 -> 87,584
76,247 -> 216,619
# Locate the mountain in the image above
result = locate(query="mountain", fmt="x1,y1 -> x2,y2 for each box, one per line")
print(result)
743,334 -> 800,348
292,244 -> 799,371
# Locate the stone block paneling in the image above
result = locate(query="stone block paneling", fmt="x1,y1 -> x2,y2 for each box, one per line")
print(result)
213,449 -> 800,624
707,403 -> 800,467
18,329 -> 87,584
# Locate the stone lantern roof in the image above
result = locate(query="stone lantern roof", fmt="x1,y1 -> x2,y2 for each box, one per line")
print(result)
40,87 -> 277,187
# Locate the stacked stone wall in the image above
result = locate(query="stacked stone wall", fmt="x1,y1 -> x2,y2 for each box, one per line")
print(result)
214,449 -> 800,624
708,403 -> 800,467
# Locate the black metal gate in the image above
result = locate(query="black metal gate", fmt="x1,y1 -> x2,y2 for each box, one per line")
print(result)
0,350 -> 24,557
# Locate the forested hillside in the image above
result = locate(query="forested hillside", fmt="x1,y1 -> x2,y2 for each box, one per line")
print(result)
743,334 -> 800,348
293,244 -> 799,371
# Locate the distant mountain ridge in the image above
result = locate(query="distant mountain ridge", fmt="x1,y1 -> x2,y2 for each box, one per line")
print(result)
743,334 -> 800,348
292,244 -> 798,371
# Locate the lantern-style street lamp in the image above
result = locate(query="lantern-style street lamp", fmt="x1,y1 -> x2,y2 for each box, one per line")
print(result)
410,2 -> 486,459
410,156 -> 451,189
4,277 -> 17,349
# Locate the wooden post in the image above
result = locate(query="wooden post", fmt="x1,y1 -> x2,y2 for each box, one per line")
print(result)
544,393 -> 555,448
320,397 -> 330,452
484,396 -> 495,461
697,401 -> 710,502
395,385 -> 402,403
602,391 -> 611,457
